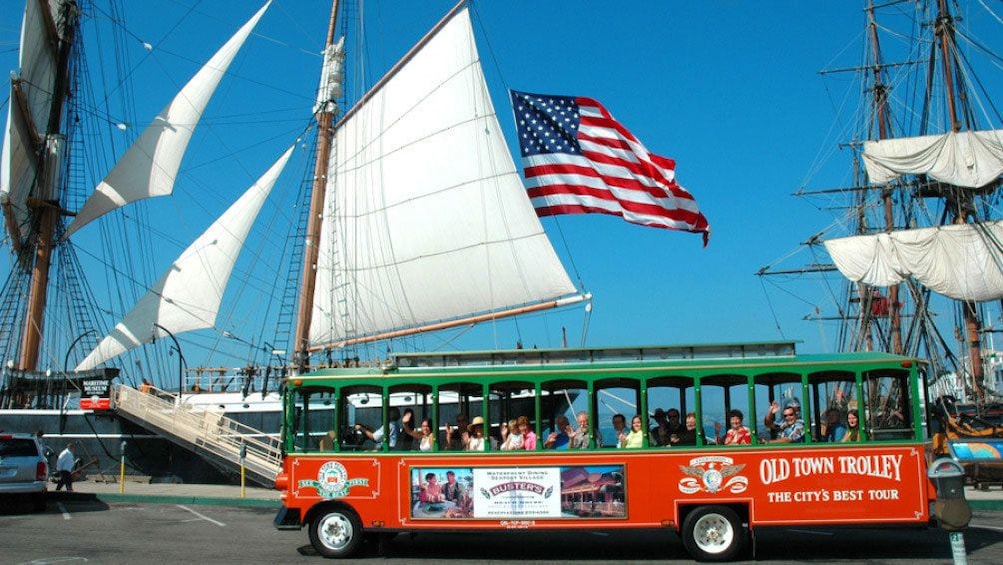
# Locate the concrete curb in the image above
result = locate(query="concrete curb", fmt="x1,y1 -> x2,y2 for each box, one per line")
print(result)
48,491 -> 279,508
968,499 -> 1003,511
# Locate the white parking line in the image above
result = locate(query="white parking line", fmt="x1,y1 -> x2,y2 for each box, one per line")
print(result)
176,504 -> 225,527
56,502 -> 70,520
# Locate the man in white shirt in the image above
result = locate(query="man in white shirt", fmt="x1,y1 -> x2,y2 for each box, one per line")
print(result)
355,407 -> 401,449
56,442 -> 76,491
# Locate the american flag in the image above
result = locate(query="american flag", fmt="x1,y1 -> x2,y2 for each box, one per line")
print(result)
510,90 -> 710,245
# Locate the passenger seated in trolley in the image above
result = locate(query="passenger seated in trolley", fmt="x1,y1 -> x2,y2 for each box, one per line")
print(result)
621,415 -> 644,448
403,417 -> 435,452
443,413 -> 469,450
761,400 -> 805,444
544,415 -> 573,449
842,403 -> 860,442
714,409 -> 751,445
464,416 -> 491,450
500,418 -> 524,450
354,406 -> 402,449
519,415 -> 537,450
676,412 -> 698,446
822,408 -> 847,442
609,413 -> 627,448
570,410 -> 595,449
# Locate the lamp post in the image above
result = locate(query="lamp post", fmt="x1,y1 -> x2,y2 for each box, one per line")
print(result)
153,324 -> 186,403
64,329 -> 97,372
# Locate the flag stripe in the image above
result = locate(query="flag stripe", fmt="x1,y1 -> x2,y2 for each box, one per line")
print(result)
534,202 -> 703,231
523,169 -> 703,214
510,90 -> 710,240
528,183 -> 707,224
524,153 -> 697,206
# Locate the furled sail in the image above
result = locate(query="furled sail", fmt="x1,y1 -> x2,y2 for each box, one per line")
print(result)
63,1 -> 271,238
824,221 -> 1003,302
309,7 -> 580,348
862,130 -> 1003,188
75,144 -> 294,371
1,0 -> 74,246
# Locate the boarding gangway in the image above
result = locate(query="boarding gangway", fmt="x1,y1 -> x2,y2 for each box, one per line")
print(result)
111,384 -> 282,486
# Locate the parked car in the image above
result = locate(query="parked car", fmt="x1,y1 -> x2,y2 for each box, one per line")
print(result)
0,433 -> 48,511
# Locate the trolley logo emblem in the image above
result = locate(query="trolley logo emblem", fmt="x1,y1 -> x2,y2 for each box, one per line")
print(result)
678,456 -> 748,494
298,461 -> 369,499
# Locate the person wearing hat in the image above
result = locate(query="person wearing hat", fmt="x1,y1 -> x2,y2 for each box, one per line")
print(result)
465,416 -> 486,450
649,408 -> 669,446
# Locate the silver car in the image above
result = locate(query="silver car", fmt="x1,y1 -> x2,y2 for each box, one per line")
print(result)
0,433 -> 48,511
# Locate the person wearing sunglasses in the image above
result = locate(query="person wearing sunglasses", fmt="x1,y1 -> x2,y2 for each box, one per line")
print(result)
762,400 -> 805,444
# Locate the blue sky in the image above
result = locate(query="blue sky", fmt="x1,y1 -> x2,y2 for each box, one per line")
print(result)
2,1 -> 1002,375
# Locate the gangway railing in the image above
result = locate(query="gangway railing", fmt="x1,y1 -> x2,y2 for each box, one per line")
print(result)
111,384 -> 283,486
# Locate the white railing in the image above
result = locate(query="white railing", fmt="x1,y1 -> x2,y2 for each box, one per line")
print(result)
112,384 -> 283,482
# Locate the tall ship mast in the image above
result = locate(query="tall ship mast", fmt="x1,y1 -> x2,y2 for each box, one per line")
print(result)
760,1 -> 1003,418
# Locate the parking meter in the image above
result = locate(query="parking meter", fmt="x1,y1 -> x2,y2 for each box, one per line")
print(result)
928,457 -> 971,531
119,440 -> 127,494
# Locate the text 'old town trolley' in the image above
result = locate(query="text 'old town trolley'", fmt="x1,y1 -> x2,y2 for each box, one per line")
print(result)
273,341 -> 942,560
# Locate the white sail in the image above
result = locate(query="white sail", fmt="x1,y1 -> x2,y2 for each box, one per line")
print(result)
75,144 -> 294,371
1,0 -> 71,244
824,221 -> 1003,302
309,7 -> 579,347
63,1 -> 271,238
862,129 -> 1003,188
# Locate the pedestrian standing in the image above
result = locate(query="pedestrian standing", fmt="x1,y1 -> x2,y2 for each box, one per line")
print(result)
56,442 -> 76,491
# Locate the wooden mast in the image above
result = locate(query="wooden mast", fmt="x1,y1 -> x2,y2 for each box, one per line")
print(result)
933,0 -> 985,400
857,2 -> 903,355
292,0 -> 474,367
18,0 -> 78,371
293,0 -> 341,371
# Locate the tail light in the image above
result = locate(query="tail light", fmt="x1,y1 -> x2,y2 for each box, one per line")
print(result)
36,462 -> 47,481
